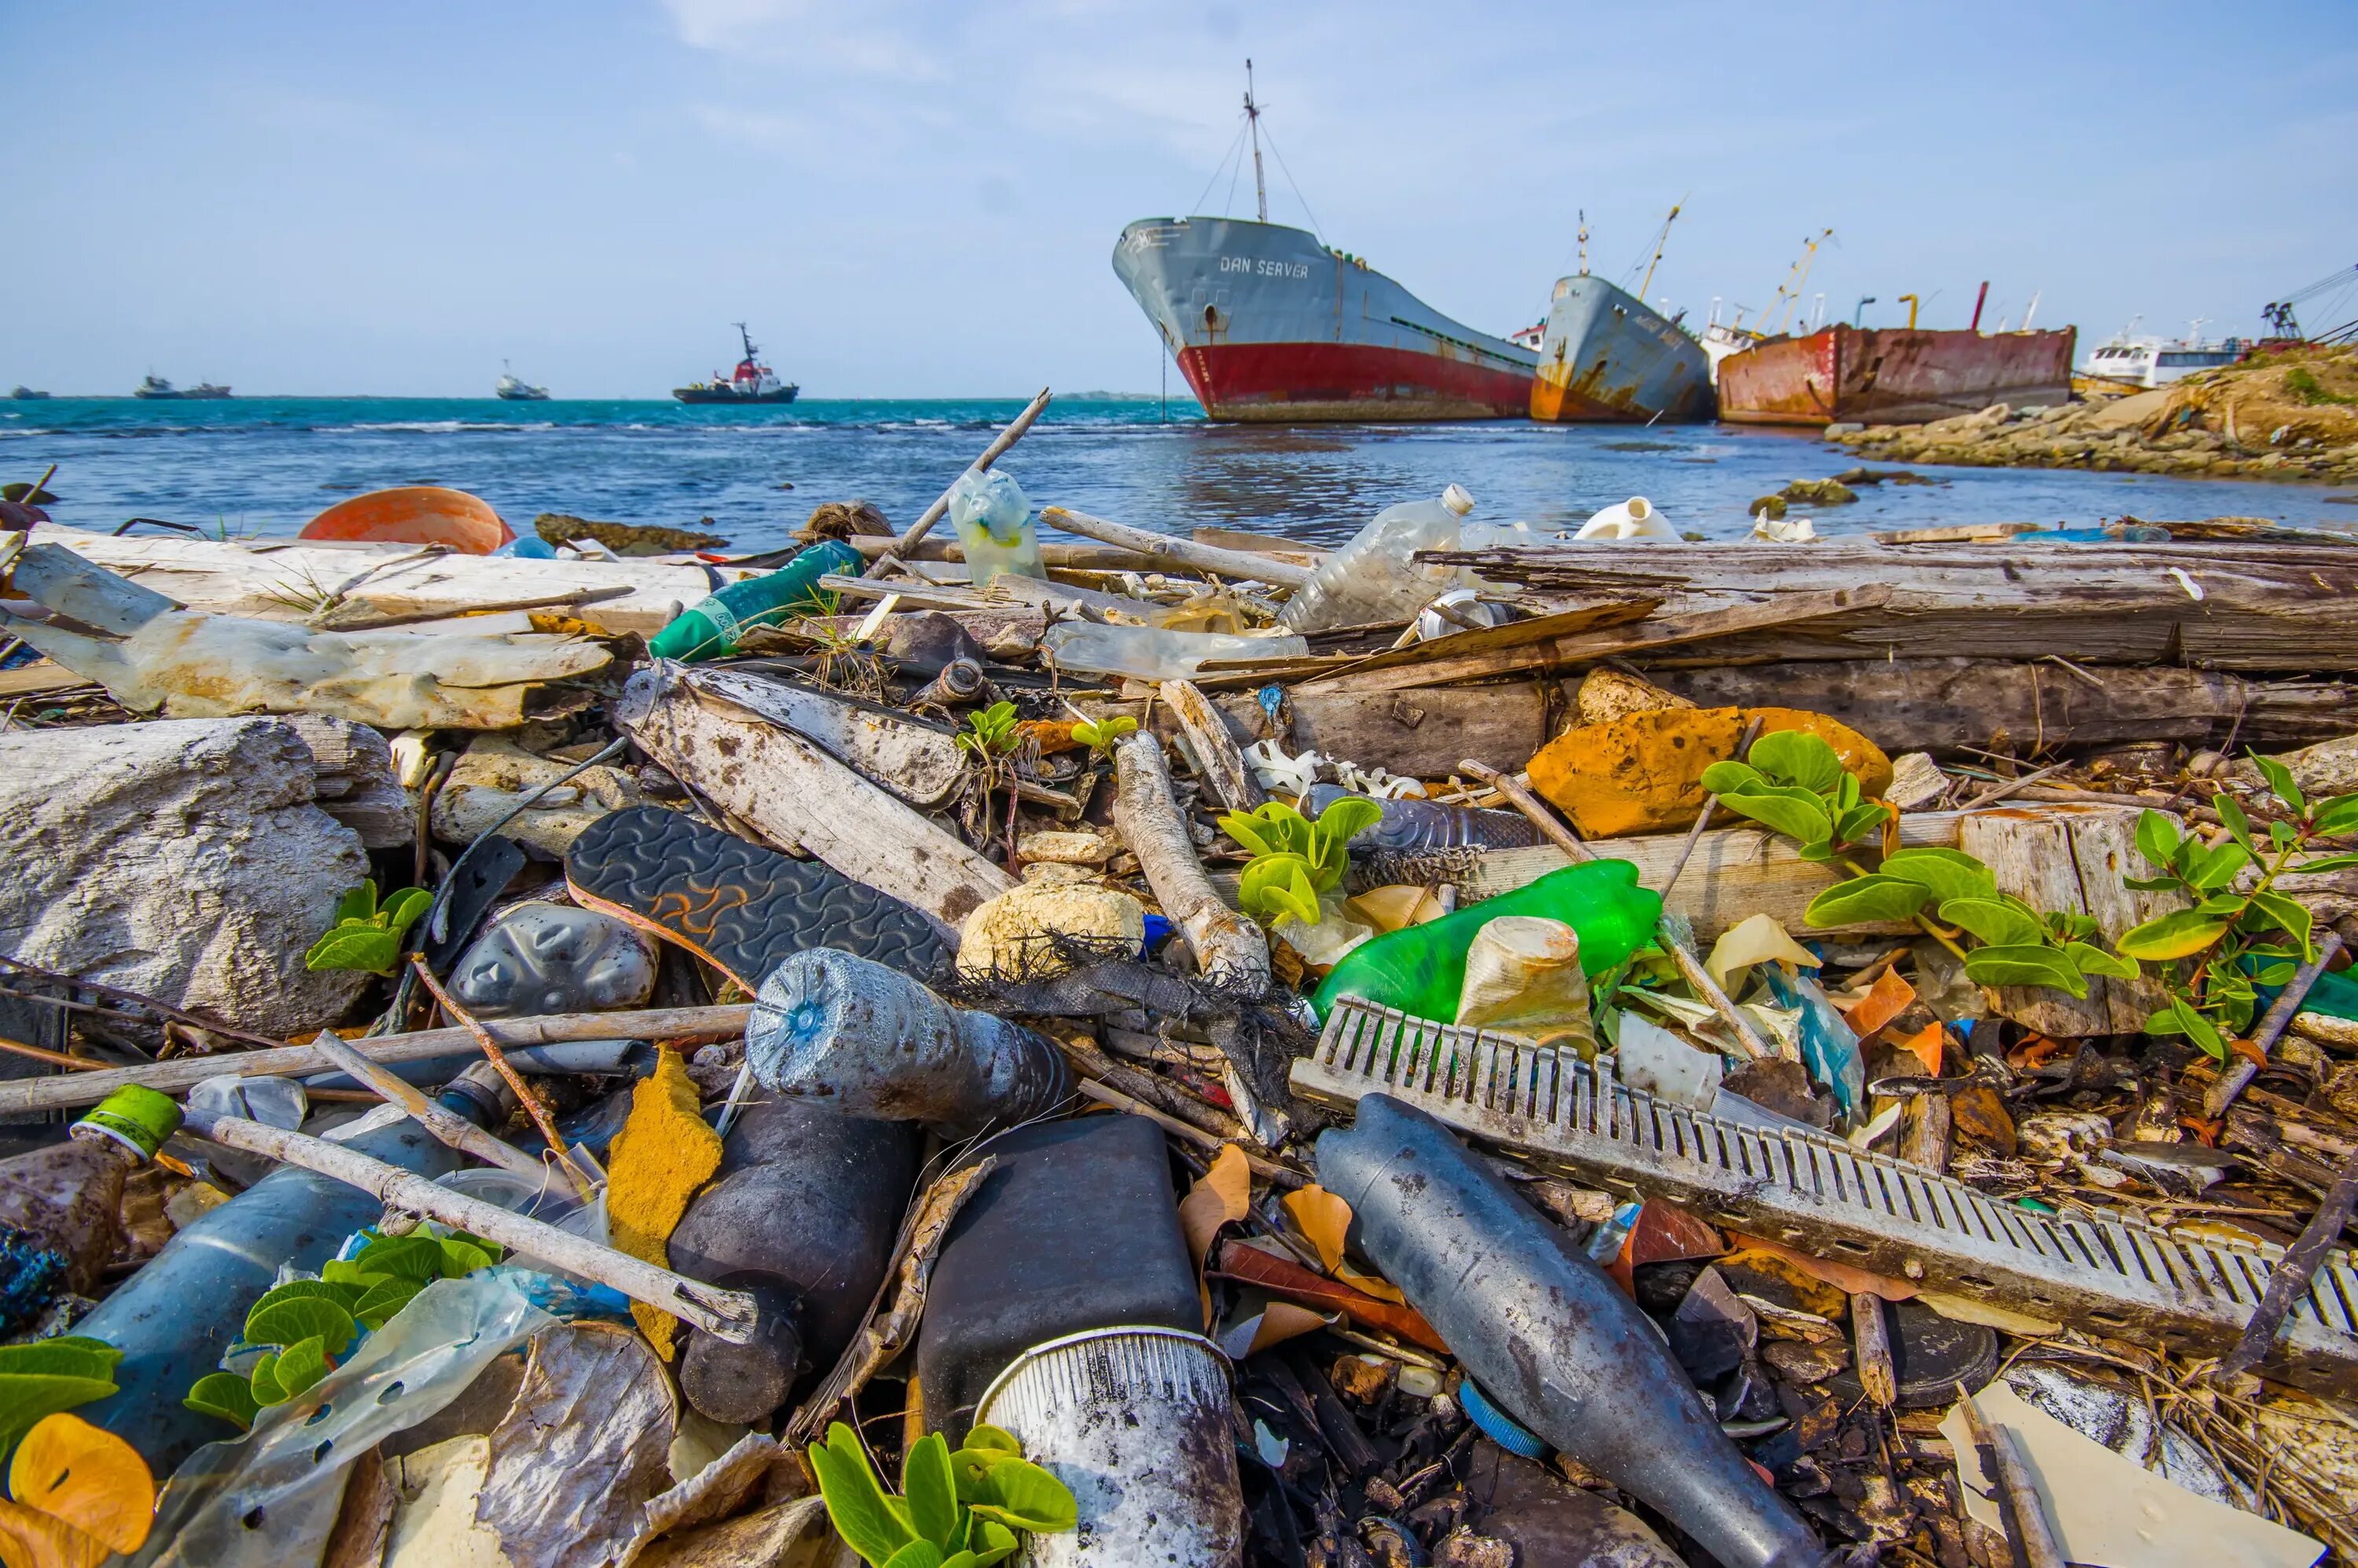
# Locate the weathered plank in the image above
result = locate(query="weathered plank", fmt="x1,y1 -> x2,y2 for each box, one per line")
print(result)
678,666 -> 967,809
617,666 -> 1010,935
1161,678 -> 1265,812
1120,685 -> 1552,782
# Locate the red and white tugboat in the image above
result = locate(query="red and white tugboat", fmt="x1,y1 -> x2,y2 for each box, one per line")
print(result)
673,322 -> 799,404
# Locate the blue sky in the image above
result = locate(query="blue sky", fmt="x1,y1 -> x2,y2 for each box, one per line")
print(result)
5,1 -> 2353,397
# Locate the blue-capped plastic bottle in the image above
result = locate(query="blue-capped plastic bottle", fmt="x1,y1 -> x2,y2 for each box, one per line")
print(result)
647,538 -> 864,663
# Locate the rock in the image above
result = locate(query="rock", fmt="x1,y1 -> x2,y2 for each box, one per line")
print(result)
1777,478 -> 1858,507
285,714 -> 412,848
432,734 -> 644,859
1525,705 -> 1893,839
1016,829 -> 1116,866
0,717 -> 371,1036
1885,751 -> 1949,811
1573,667 -> 1692,726
957,879 -> 1146,981
1823,422 -> 1864,439
534,513 -> 727,556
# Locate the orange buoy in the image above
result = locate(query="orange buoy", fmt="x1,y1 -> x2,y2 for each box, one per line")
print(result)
299,486 -> 512,553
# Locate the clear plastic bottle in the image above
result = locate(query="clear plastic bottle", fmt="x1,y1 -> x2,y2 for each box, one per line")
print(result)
1038,622 -> 1308,682
948,468 -> 1046,585
1278,484 -> 1479,633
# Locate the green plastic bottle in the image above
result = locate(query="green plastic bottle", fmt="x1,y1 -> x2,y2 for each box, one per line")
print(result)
647,539 -> 865,663
1311,859 -> 1662,1024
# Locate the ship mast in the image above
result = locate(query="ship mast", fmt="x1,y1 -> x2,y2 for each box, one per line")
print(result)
1243,60 -> 1268,224
1636,202 -> 1682,304
734,321 -> 757,363
1577,210 -> 1589,277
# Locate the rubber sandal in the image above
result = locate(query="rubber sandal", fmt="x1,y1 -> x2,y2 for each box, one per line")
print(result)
564,806 -> 949,989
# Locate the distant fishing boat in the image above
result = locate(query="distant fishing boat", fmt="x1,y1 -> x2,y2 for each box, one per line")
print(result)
1527,207 -> 1713,424
673,324 -> 798,404
495,361 -> 551,401
8,387 -> 48,400
133,375 -> 231,400
2080,321 -> 2244,388
1112,64 -> 1537,422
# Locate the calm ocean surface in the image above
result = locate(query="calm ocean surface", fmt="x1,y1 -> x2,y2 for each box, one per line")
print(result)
6,396 -> 2350,551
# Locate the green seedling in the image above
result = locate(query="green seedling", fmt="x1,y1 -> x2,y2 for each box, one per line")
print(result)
956,700 -> 1022,761
1069,713 -> 1137,758
0,1338 -> 121,1461
809,1421 -> 1076,1568
303,879 -> 433,977
2115,755 -> 2358,1060
185,1228 -> 502,1430
1220,795 -> 1381,927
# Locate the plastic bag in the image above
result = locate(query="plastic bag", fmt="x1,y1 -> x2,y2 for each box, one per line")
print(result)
946,468 -> 1045,584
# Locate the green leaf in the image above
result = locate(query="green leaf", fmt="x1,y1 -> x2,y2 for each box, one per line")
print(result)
1877,847 -> 1997,904
2270,819 -> 2301,853
246,1285 -> 359,1355
2135,810 -> 2182,872
2249,890 -> 2316,960
902,1433 -> 961,1550
185,1370 -> 262,1430
1748,729 -> 1846,793
303,925 -> 402,975
380,887 -> 434,942
354,1276 -> 425,1329
968,1521 -> 1019,1566
1218,810 -> 1276,859
1963,945 -> 2090,997
963,1426 -> 1022,1456
0,1338 -> 123,1455
2250,752 -> 2305,817
1239,853 -> 1320,927
332,882 -> 377,924
1937,897 -> 2046,949
2295,852 -> 2358,874
1833,801 -> 1894,846
2215,792 -> 2257,854
883,1544 -> 942,1568
435,1236 -> 500,1277
2173,997 -> 2227,1060
941,1554 -> 982,1568
270,1336 -> 332,1401
964,1456 -> 1079,1535
2116,909 -> 2236,961
1803,874 -> 1933,927
1710,784 -> 1833,850
1699,760 -> 1765,796
811,1423 -> 920,1568
2313,795 -> 2358,838
2183,839 -> 2253,891
248,1350 -> 286,1407
2063,942 -> 2139,980
354,1232 -> 457,1283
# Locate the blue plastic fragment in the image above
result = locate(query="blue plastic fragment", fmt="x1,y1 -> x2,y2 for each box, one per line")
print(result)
1459,1377 -> 1549,1459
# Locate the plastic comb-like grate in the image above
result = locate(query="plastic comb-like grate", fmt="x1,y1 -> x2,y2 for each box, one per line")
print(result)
1294,996 -> 2358,1398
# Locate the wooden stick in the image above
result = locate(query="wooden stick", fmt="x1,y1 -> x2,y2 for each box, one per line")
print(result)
2204,931 -> 2345,1120
2217,1135 -> 2358,1379
410,959 -> 597,1199
1853,1292 -> 1897,1408
1074,1078 -> 1303,1188
865,387 -> 1052,578
1956,1386 -> 2065,1568
307,1032 -> 553,1186
0,1004 -> 752,1116
1457,759 -> 1592,861
0,1034 -> 108,1072
1111,733 -> 1270,994
328,585 -> 637,630
0,953 -> 288,1052
180,1107 -> 758,1343
1662,934 -> 1774,1063
1162,678 -> 1265,812
1039,506 -> 1316,589
1662,716 -> 1764,894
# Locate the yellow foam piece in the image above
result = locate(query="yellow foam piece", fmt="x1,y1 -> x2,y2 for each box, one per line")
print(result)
604,1046 -> 723,1357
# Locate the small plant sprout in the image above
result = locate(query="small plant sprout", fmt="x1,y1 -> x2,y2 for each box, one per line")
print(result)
1220,795 -> 1381,928
303,880 -> 433,976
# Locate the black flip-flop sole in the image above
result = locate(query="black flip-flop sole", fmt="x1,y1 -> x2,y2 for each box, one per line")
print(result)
564,806 -> 949,990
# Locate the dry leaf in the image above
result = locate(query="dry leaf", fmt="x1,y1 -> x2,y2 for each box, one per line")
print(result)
1344,885 -> 1444,934
1839,967 -> 1915,1041
478,1324 -> 677,1568
0,1498 -> 108,1568
1178,1144 -> 1253,1327
1280,1185 -> 1405,1304
607,1047 -> 725,1356
6,1414 -> 154,1557
1892,1021 -> 1945,1077
1704,913 -> 1820,993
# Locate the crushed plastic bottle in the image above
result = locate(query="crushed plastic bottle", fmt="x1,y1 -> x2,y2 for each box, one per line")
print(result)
1304,783 -> 1541,854
1039,622 -> 1307,682
1278,485 -> 1481,633
947,468 -> 1046,585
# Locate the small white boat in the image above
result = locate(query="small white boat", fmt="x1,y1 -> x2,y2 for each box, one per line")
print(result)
494,361 -> 550,401
2081,319 -> 2244,387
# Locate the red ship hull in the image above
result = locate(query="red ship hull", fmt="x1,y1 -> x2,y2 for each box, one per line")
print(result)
1717,325 -> 2077,426
1174,341 -> 1534,423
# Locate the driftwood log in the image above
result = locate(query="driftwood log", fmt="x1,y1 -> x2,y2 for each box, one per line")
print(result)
1111,733 -> 1269,994
1428,540 -> 2358,670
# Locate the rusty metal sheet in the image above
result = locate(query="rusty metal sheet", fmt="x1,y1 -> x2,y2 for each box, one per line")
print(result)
1293,997 -> 2358,1399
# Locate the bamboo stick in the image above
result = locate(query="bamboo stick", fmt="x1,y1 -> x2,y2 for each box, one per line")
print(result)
0,1004 -> 754,1115
180,1107 -> 759,1343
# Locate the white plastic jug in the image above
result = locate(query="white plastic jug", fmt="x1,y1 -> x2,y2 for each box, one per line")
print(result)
1574,496 -> 1679,542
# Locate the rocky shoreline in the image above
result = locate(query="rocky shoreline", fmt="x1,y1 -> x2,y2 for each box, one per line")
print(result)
1826,344 -> 2358,488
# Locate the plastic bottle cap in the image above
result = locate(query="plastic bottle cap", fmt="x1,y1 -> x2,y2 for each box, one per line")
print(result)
72,1085 -> 184,1162
1441,484 -> 1475,516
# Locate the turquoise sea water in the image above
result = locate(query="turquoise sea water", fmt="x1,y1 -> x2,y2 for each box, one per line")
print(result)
4,395 -> 2348,551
